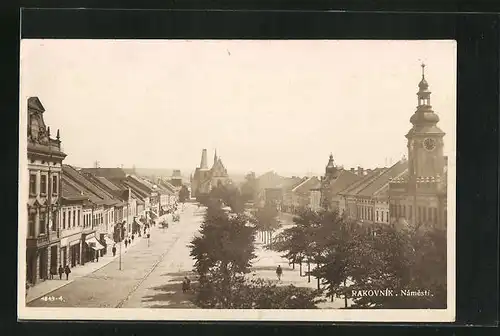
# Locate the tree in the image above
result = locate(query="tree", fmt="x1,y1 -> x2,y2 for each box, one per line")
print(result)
178,185 -> 190,203
208,183 -> 245,214
233,278 -> 324,309
189,201 -> 256,308
251,204 -> 281,246
272,208 -> 319,277
240,172 -> 258,203
344,224 -> 447,309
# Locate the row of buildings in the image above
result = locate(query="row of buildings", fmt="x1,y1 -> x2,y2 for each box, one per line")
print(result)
25,97 -> 183,285
258,65 -> 448,230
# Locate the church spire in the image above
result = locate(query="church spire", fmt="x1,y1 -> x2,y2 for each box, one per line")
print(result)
327,153 -> 335,168
200,149 -> 208,169
214,149 -> 218,166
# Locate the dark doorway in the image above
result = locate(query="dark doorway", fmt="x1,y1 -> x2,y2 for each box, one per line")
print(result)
39,248 -> 48,280
26,250 -> 35,285
61,246 -> 67,267
50,245 -> 58,270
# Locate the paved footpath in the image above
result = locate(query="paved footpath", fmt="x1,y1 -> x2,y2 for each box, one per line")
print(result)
27,204 -> 204,308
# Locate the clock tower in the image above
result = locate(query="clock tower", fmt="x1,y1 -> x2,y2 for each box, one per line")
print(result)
406,64 -> 446,181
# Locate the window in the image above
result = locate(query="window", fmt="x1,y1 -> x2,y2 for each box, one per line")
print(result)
381,211 -> 384,223
403,205 -> 407,218
376,211 -> 379,222
423,207 -> 427,222
73,211 -> 76,227
28,213 -> 36,237
40,175 -> 47,195
62,211 -> 66,229
52,175 -> 58,195
409,205 -> 413,219
39,212 -> 46,234
433,208 -> 437,225
52,211 -> 57,231
29,174 -> 37,195
418,207 -> 422,223
78,210 -> 80,226
68,210 -> 72,227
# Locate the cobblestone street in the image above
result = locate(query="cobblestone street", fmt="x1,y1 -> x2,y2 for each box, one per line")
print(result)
28,204 -> 204,308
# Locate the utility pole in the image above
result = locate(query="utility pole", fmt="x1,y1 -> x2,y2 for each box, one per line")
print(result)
118,223 -> 122,270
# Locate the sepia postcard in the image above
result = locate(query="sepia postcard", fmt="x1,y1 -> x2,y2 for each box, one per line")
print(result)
18,39 -> 456,322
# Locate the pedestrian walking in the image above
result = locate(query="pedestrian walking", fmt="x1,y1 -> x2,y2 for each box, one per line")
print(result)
112,245 -> 117,257
58,265 -> 64,280
182,277 -> 191,293
124,239 -> 128,248
64,265 -> 71,280
95,252 -> 99,262
132,234 -> 135,242
128,238 -> 131,245
49,265 -> 56,279
276,265 -> 283,281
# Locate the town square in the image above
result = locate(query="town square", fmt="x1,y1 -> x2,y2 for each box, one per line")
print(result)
20,40 -> 455,312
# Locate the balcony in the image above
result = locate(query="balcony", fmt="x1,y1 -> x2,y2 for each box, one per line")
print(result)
26,234 -> 49,249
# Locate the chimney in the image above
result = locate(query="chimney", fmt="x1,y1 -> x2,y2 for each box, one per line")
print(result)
200,149 -> 208,169
357,166 -> 363,176
350,168 -> 355,173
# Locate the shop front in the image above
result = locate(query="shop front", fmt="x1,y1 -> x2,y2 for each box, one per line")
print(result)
70,242 -> 80,267
85,236 -> 105,261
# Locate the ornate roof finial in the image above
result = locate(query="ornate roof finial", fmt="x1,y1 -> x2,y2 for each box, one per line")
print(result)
418,62 -> 429,91
56,129 -> 60,140
47,126 -> 51,137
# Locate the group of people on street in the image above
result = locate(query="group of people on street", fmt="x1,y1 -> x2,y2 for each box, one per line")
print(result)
48,264 -> 72,280
111,235 -> 135,257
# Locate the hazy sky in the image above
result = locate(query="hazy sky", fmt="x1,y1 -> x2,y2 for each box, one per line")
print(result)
20,40 -> 456,177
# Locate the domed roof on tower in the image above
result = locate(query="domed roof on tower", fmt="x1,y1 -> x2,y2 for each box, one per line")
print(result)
406,63 -> 445,137
324,153 -> 339,179
418,63 -> 430,91
327,153 -> 335,168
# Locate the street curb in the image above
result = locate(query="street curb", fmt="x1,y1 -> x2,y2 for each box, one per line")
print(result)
26,279 -> 76,304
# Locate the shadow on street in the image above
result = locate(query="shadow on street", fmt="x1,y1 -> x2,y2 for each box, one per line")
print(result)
142,271 -> 199,308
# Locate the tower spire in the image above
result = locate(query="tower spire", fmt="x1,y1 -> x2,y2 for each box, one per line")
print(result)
214,149 -> 218,165
421,62 -> 426,79
200,149 -> 208,169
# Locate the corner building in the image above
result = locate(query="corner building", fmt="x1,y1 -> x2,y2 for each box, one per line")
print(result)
26,97 -> 67,285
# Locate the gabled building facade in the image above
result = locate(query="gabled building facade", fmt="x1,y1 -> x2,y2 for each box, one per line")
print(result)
26,97 -> 67,285
282,176 -> 321,212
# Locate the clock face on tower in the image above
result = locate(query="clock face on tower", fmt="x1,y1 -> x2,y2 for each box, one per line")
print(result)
423,138 -> 436,151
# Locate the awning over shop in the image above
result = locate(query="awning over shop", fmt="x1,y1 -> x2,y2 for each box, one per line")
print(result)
105,236 -> 115,246
86,237 -> 105,250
